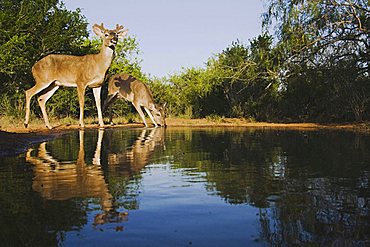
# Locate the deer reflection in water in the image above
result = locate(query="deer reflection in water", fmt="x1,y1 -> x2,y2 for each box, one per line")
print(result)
25,129 -> 128,227
107,127 -> 165,175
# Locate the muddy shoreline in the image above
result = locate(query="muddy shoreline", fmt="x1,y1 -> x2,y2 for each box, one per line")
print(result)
0,130 -> 63,157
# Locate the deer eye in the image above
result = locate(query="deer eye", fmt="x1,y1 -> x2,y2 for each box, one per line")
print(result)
105,33 -> 109,37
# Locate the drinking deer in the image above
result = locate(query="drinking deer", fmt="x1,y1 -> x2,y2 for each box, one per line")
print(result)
103,73 -> 166,127
24,23 -> 128,129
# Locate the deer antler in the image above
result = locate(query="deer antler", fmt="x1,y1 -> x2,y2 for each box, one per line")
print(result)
115,24 -> 124,32
93,23 -> 106,31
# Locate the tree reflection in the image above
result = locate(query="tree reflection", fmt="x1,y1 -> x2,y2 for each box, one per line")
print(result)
164,128 -> 370,245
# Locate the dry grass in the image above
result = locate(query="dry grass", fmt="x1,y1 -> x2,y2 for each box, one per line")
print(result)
0,115 -> 145,133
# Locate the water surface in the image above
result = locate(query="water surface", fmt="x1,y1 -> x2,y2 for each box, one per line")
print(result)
0,127 -> 369,246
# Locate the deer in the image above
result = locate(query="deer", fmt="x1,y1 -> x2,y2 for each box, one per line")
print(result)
103,73 -> 166,127
24,23 -> 128,129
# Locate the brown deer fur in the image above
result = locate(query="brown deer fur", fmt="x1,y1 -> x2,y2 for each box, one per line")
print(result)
103,73 -> 166,127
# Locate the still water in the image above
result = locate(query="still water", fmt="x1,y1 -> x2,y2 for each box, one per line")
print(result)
0,127 -> 369,246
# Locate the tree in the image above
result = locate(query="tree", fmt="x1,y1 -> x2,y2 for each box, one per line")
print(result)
0,0 -> 89,92
167,67 -> 216,117
263,0 -> 369,70
0,0 -> 89,117
204,36 -> 281,120
263,0 -> 370,121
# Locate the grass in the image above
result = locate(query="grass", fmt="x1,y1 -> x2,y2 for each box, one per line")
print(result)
0,115 -> 44,129
206,114 -> 226,123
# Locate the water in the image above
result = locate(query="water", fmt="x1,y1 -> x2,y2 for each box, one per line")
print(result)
0,127 -> 369,246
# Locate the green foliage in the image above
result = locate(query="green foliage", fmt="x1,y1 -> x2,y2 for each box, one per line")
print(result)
0,91 -> 24,118
0,0 -> 89,120
263,0 -> 370,121
109,36 -> 145,80
208,36 -> 282,120
263,0 -> 369,69
0,0 -> 89,93
167,67 -> 219,117
161,35 -> 282,120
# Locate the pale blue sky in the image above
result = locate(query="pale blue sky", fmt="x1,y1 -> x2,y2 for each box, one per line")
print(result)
63,0 -> 265,78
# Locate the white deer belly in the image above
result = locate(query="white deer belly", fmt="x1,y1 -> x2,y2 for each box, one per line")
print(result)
87,76 -> 104,88
54,80 -> 78,87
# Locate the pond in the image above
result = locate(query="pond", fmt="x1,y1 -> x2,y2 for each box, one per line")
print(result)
0,127 -> 369,246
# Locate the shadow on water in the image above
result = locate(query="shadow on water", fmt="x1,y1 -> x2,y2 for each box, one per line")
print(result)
0,127 -> 369,246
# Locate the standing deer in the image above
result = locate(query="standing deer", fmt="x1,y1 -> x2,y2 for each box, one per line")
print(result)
103,73 -> 166,127
24,23 -> 128,129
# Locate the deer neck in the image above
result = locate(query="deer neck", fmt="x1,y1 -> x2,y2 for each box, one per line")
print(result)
96,45 -> 115,70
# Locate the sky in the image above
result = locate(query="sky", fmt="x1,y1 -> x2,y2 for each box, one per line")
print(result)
63,0 -> 265,78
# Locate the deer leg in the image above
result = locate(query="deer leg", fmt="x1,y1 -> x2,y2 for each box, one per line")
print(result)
144,107 -> 158,127
93,87 -> 104,127
24,82 -> 53,128
105,94 -> 118,125
102,93 -> 117,112
37,85 -> 59,129
108,105 -> 114,125
77,86 -> 86,128
132,102 -> 148,127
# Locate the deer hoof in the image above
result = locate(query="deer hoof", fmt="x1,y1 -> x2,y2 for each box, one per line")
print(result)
24,123 -> 28,128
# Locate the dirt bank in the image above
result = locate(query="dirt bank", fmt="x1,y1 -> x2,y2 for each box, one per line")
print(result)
1,118 -> 369,157
2,117 -> 370,133
0,130 -> 63,156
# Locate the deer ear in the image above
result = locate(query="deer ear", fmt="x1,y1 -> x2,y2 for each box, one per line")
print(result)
93,24 -> 105,37
118,29 -> 129,38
